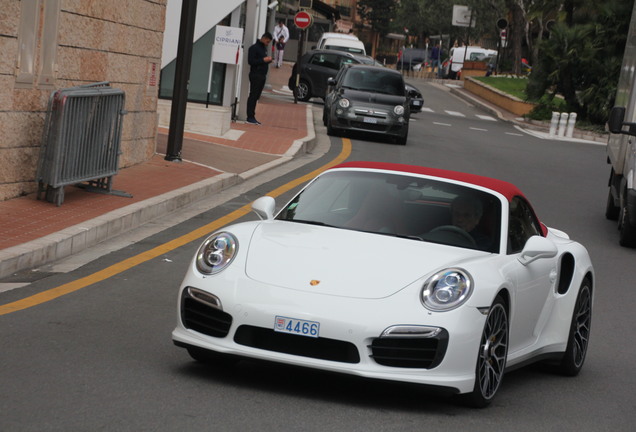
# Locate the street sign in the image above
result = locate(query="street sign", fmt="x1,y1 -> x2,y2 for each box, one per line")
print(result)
294,11 -> 313,29
452,5 -> 475,28
212,26 -> 243,65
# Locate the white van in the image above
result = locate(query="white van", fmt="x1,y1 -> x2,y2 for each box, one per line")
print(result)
446,46 -> 497,78
322,38 -> 366,55
317,32 -> 359,48
316,33 -> 366,55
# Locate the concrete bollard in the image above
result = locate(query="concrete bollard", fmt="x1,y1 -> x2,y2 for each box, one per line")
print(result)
550,112 -> 560,136
558,112 -> 569,137
566,112 -> 577,138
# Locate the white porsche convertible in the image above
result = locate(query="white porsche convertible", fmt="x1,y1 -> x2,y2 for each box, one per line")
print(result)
172,162 -> 594,407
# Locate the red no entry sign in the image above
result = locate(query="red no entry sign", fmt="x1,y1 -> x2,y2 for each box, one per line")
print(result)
294,11 -> 313,29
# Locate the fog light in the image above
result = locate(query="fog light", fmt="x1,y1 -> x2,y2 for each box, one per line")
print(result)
336,108 -> 344,115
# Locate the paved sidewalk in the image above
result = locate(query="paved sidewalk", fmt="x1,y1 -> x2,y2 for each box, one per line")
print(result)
0,62 -> 312,280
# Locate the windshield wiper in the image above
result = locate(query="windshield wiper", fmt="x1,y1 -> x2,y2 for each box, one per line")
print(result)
289,219 -> 337,228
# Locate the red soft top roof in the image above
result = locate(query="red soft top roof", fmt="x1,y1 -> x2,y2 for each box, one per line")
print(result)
332,161 -> 524,202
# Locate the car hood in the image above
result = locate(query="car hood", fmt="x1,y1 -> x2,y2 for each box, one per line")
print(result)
343,88 -> 406,106
244,221 -> 483,299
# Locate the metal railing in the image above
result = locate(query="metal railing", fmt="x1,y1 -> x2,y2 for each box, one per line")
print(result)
37,82 -> 128,206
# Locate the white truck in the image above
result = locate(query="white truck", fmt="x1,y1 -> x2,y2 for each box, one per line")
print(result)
606,4 -> 636,246
315,32 -> 366,55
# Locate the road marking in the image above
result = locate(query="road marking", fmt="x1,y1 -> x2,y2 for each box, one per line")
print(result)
420,107 -> 434,113
0,140 -> 353,316
470,127 -> 488,132
476,115 -> 497,121
506,132 -> 524,137
445,111 -> 465,117
433,122 -> 452,126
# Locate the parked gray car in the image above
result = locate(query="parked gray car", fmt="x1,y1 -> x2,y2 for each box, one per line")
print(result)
323,65 -> 410,145
289,49 -> 423,112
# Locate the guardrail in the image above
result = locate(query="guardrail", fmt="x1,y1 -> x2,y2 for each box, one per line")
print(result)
36,82 -> 129,206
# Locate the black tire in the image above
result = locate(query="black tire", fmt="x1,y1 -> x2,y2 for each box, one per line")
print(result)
295,80 -> 311,102
396,125 -> 409,145
396,135 -> 407,145
606,188 -> 620,220
557,279 -> 592,376
322,107 -> 328,126
187,347 -> 240,367
462,295 -> 508,408
326,114 -> 338,137
619,191 -> 636,247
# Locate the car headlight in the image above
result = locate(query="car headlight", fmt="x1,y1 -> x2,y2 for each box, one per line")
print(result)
338,98 -> 350,108
195,232 -> 238,275
394,105 -> 405,115
421,268 -> 473,311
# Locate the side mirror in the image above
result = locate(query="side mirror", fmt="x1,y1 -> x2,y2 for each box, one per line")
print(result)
327,77 -> 336,86
252,196 -> 276,220
518,235 -> 557,266
608,106 -> 626,134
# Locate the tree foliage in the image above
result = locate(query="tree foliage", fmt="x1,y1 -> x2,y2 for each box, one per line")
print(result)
357,0 -> 398,36
527,0 -> 633,124
394,0 -> 505,48
387,0 -> 633,125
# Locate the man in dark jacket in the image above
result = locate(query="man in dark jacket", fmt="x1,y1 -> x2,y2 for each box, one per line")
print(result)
246,32 -> 273,125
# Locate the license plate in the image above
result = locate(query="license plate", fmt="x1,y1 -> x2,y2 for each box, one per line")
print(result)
274,316 -> 320,338
413,100 -> 422,106
363,117 -> 378,124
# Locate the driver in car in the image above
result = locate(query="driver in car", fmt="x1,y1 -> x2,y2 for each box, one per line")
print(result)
451,195 -> 492,251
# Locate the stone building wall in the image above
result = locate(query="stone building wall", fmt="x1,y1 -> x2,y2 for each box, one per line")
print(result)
0,0 -> 166,201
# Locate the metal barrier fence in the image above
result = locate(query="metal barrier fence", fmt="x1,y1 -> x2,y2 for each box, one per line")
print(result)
37,82 -> 128,206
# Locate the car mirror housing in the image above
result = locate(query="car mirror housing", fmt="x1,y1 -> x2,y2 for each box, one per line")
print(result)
518,235 -> 557,266
609,106 -> 636,136
608,106 -> 626,134
252,196 -> 276,220
327,77 -> 336,86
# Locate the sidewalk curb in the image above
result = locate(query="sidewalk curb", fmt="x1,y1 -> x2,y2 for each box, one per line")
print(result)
0,105 -> 317,280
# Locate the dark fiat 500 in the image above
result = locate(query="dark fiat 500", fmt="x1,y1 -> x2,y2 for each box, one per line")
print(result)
323,65 -> 410,145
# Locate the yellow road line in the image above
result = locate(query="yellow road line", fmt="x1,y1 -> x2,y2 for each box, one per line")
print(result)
0,139 -> 351,316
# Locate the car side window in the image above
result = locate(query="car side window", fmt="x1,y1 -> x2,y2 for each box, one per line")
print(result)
309,53 -> 340,70
508,196 -> 543,254
341,57 -> 356,67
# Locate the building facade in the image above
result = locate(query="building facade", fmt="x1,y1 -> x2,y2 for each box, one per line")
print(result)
0,0 -> 166,201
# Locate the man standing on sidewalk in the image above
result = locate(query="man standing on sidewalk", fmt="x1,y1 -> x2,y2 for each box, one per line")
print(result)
246,32 -> 273,125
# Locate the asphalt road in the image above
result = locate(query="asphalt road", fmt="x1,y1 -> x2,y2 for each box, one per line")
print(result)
1,82 -> 634,431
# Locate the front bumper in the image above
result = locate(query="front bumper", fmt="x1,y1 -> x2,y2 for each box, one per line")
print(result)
172,271 -> 486,394
331,106 -> 408,138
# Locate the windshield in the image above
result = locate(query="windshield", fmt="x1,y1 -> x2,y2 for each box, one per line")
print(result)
276,171 -> 502,253
342,69 -> 405,95
324,45 -> 365,54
